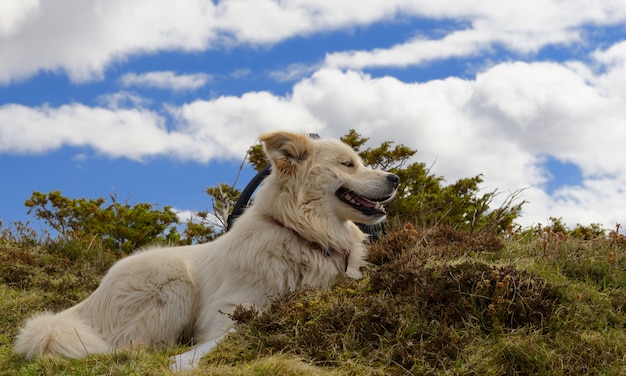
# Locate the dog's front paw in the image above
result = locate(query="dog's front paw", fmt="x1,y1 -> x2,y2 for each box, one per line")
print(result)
169,335 -> 227,372
170,348 -> 200,372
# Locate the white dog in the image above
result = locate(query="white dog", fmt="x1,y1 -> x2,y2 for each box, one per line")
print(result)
14,131 -> 399,370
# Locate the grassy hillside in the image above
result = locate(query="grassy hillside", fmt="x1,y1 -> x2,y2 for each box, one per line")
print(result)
1,223 -> 626,375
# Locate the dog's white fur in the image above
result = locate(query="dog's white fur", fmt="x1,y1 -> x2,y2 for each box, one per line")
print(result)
14,131 -> 398,370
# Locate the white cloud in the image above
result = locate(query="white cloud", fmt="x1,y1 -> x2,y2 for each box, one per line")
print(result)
522,174 -> 626,229
593,40 -> 626,66
325,29 -> 490,69
211,0 -> 401,44
0,103 -> 177,160
0,0 -> 40,37
173,208 -> 200,223
0,90 -> 322,163
120,71 -> 211,91
229,68 -> 252,79
3,0 -> 626,84
97,91 -> 152,109
168,91 -> 324,161
269,63 -> 321,83
591,41 -> 626,98
468,61 -> 626,178
0,0 -> 217,83
325,1 -> 626,70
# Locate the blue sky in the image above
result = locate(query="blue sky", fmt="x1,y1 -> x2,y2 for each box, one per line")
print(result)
1,0 -> 625,233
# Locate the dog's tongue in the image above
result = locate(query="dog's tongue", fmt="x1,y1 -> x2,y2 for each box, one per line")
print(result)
354,195 -> 376,208
354,195 -> 385,212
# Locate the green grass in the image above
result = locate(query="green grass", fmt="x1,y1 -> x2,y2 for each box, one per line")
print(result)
2,224 -> 626,375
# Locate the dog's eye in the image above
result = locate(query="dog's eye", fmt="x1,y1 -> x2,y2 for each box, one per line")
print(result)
341,161 -> 355,168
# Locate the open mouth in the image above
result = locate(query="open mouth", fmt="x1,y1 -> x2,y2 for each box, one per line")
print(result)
336,188 -> 390,216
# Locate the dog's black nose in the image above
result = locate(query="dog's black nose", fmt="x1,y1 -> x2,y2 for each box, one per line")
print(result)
387,173 -> 400,187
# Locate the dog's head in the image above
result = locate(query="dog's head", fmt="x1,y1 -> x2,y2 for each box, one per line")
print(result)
259,131 -> 399,226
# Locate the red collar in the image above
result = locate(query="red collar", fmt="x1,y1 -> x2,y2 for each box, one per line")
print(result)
271,218 -> 349,272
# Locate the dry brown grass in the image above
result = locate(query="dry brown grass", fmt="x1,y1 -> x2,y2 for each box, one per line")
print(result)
2,222 -> 626,375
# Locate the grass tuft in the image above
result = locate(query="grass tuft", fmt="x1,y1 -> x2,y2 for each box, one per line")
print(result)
2,223 -> 626,374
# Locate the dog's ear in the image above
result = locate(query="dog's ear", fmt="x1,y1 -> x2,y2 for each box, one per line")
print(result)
259,131 -> 311,174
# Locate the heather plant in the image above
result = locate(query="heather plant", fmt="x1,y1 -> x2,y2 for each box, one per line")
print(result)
3,217 -> 626,374
199,224 -> 626,375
